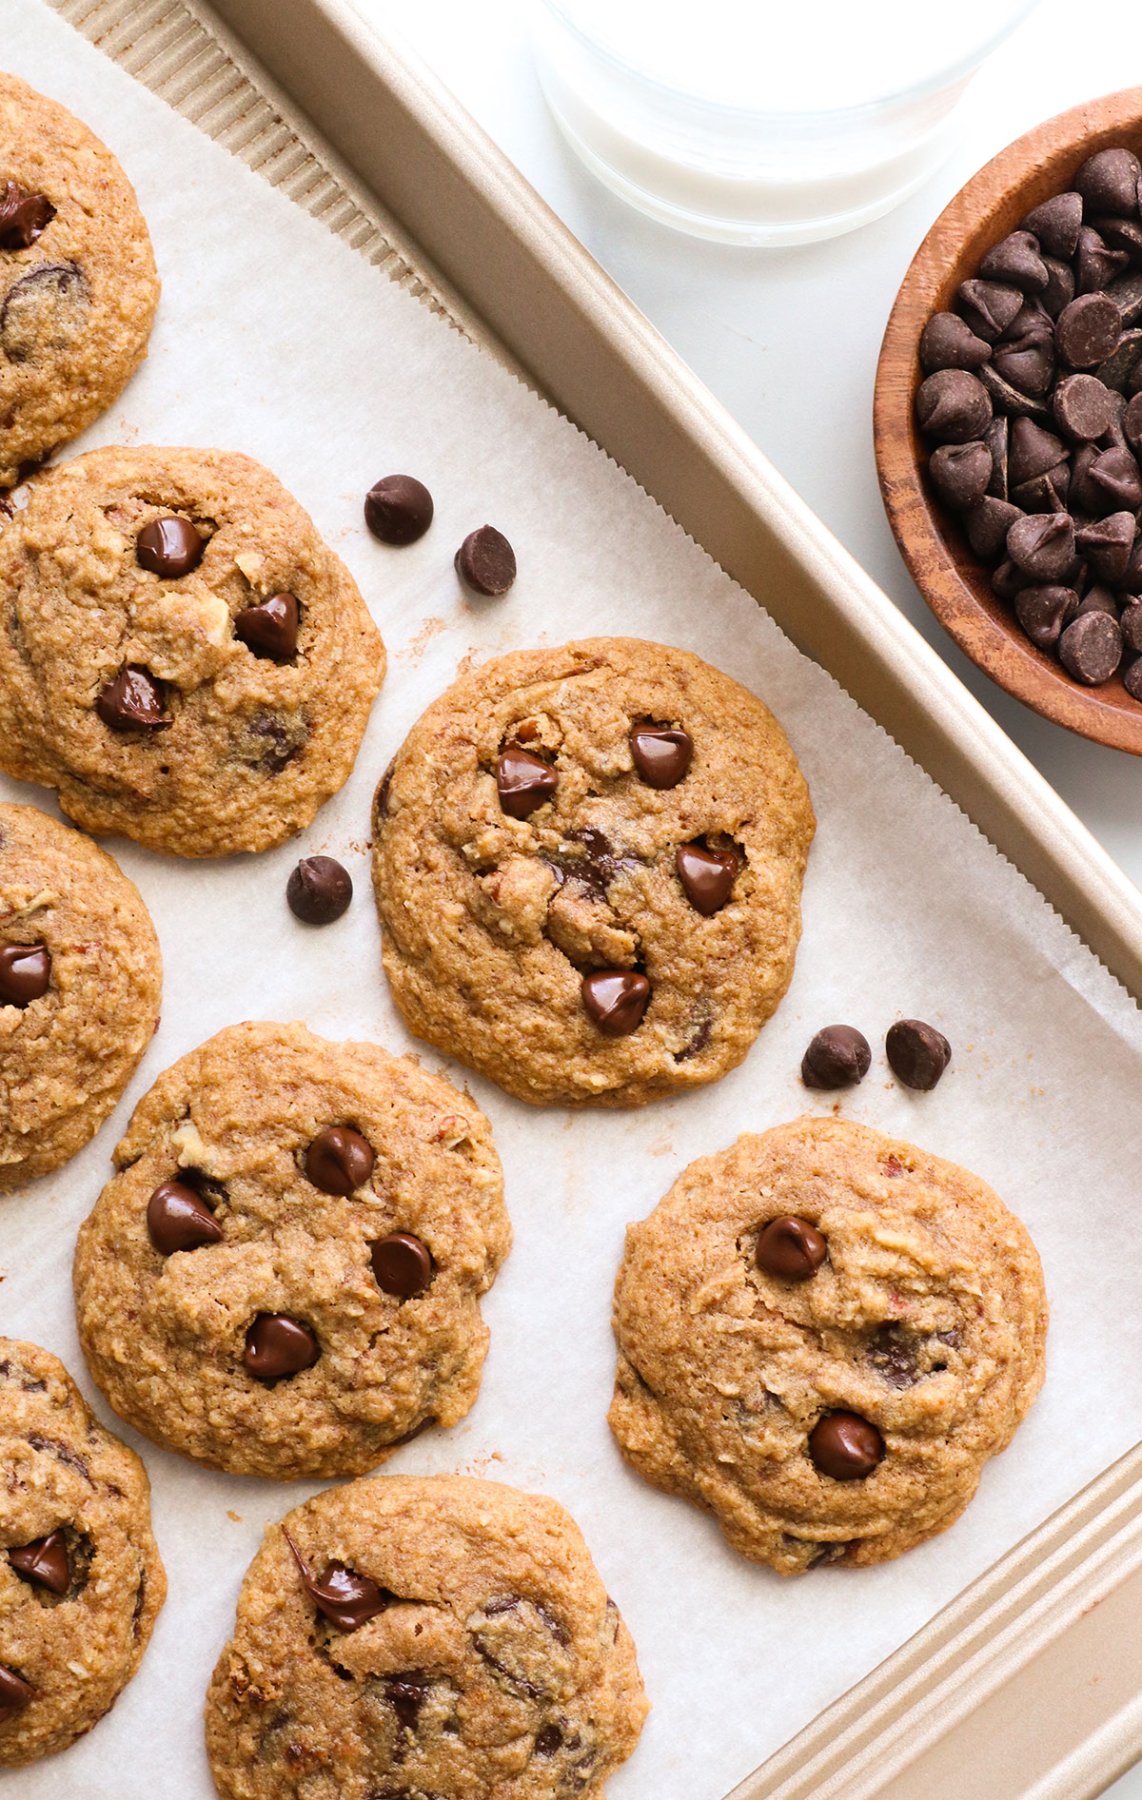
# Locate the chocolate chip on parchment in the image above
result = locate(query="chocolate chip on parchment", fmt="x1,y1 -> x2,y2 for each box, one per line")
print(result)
146,1180 -> 223,1255
675,842 -> 737,915
928,440 -> 991,510
9,1532 -> 70,1595
756,1216 -> 827,1281
885,1019 -> 952,1090
919,312 -> 991,371
0,941 -> 50,1007
234,592 -> 299,663
629,723 -> 692,788
243,1315 -> 320,1381
800,1024 -> 871,1090
304,1125 -> 375,1195
283,1529 -> 388,1631
1057,293 -> 1122,369
364,474 -> 434,545
915,369 -> 991,442
286,855 -> 353,925
1058,610 -> 1123,683
136,515 -> 203,577
0,1665 -> 35,1719
95,666 -> 171,732
371,1232 -> 434,1298
1052,372 -> 1116,439
1074,147 -> 1142,218
581,970 -> 650,1037
808,1412 -> 884,1481
1022,192 -> 1083,260
1015,584 -> 1075,648
0,181 -> 56,249
496,746 -> 557,819
455,525 -> 516,596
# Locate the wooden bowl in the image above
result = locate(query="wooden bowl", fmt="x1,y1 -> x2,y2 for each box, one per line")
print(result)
875,88 -> 1142,756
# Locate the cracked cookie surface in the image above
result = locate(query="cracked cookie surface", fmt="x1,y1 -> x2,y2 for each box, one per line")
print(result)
205,1474 -> 648,1800
73,1021 -> 510,1480
371,637 -> 813,1107
609,1116 -> 1048,1572
0,800 -> 161,1191
0,1337 -> 165,1765
0,74 -> 158,486
0,445 -> 385,855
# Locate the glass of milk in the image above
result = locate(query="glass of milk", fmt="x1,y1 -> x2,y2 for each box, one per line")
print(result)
528,0 -> 1040,244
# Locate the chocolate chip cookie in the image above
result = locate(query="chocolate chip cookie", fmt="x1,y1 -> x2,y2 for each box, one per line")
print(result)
610,1116 -> 1047,1572
73,1021 -> 510,1479
1,800 -> 161,1192
0,74 -> 159,487
0,446 -> 385,856
0,1337 -> 165,1765
205,1474 -> 648,1799
372,637 -> 814,1107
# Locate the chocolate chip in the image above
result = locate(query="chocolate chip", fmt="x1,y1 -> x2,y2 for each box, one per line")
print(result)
675,842 -> 737,915
885,1019 -> 952,1090
1075,511 -> 1135,582
1075,585 -> 1119,619
234,592 -> 299,662
135,515 -> 203,577
928,440 -> 991,510
146,1179 -> 223,1255
1015,584 -> 1075,648
455,525 -> 516,596
1052,373 -> 1116,439
755,1216 -> 827,1281
1022,192 -> 1083,260
866,1325 -> 920,1388
957,279 -> 1023,343
1057,293 -> 1122,369
979,230 -> 1048,293
1008,418 -> 1066,487
978,363 -> 1053,424
371,1232 -> 433,1298
915,369 -> 991,443
386,1676 -> 429,1732
283,1530 -> 387,1631
919,312 -> 991,372
496,746 -> 557,819
364,474 -> 434,544
286,855 -> 353,924
808,1412 -> 884,1481
8,1531 -> 69,1595
1074,148 -> 1142,218
1076,225 -> 1130,294
1093,215 -> 1142,263
0,941 -> 50,1007
1041,256 -> 1076,319
0,262 -> 86,361
1122,600 -> 1142,653
965,497 -> 1021,561
991,334 -> 1054,398
1088,445 -> 1142,511
304,1125 -> 375,1195
1125,393 -> 1142,451
0,181 -> 56,249
581,970 -> 650,1036
629,724 -> 692,788
1007,511 -> 1076,580
0,1665 -> 34,1720
535,1724 -> 564,1756
1126,655 -> 1142,699
800,1024 -> 871,1089
991,559 -> 1027,602
243,1315 -> 319,1381
1058,610 -> 1123,683
95,666 -> 171,732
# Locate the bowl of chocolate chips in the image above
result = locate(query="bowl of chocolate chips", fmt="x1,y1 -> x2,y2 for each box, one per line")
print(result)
876,88 -> 1142,753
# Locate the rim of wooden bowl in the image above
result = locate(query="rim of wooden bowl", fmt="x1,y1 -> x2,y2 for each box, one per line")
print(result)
875,87 -> 1142,756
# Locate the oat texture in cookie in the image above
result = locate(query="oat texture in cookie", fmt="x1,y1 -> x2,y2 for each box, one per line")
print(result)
0,801 -> 161,1191
372,637 -> 814,1107
73,1021 -> 510,1480
0,74 -> 159,486
205,1474 -> 648,1800
0,1337 -> 166,1765
0,446 -> 385,855
610,1115 -> 1048,1572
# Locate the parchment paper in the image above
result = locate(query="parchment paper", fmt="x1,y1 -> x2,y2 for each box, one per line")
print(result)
2,6 -> 1142,1795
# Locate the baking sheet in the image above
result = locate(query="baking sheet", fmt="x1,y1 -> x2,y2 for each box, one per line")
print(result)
3,4 -> 1142,1796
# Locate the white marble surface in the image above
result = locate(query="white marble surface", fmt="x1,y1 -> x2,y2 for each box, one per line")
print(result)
351,3 -> 1142,1793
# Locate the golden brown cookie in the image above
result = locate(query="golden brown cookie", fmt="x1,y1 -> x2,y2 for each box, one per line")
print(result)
372,637 -> 813,1107
205,1475 -> 648,1799
0,801 -> 161,1192
0,446 -> 385,855
610,1116 -> 1048,1572
74,1021 -> 510,1480
0,1337 -> 165,1765
0,74 -> 159,486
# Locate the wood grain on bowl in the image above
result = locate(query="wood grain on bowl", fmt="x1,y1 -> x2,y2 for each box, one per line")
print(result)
875,88 -> 1142,755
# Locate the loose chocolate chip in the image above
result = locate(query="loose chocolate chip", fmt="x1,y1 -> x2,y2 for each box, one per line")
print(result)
1088,445 -> 1142,511
243,1315 -> 319,1381
1126,392 -> 1142,450
1057,293 -> 1122,369
675,842 -> 737,915
979,363 -> 1053,424
0,262 -> 86,361
1075,585 -> 1119,619
1011,466 -> 1070,515
885,1019 -> 952,1090
1075,225 -> 1130,295
928,441 -> 991,510
1075,511 -> 1135,583
966,496 -> 1021,561
304,1125 -> 375,1195
0,181 -> 56,249
957,278 -> 1023,343
808,1412 -> 884,1481
581,970 -> 650,1037
915,369 -> 991,443
1108,270 -> 1142,328
1126,655 -> 1142,699
496,746 -> 557,819
1122,600 -> 1142,653
1052,372 -> 1116,440
801,1024 -> 871,1089
146,1179 -> 223,1255
95,666 -> 171,732
1058,610 -> 1123,684
629,724 -> 692,788
1041,256 -> 1076,319
1015,585 -> 1075,648
283,1530 -> 387,1631
1008,418 -> 1067,487
234,592 -> 299,663
1022,192 -> 1083,260
1093,215 -> 1142,263
0,1665 -> 34,1720
455,525 -> 516,596
136,515 -> 203,577
9,1532 -> 69,1595
991,334 -> 1054,398
286,855 -> 353,925
1007,511 -> 1076,581
0,941 -> 50,1007
756,1216 -> 827,1281
371,1232 -> 433,1298
919,312 -> 991,372
979,230 -> 1048,293
991,559 -> 1027,602
1074,147 -> 1142,218
364,474 -> 434,544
